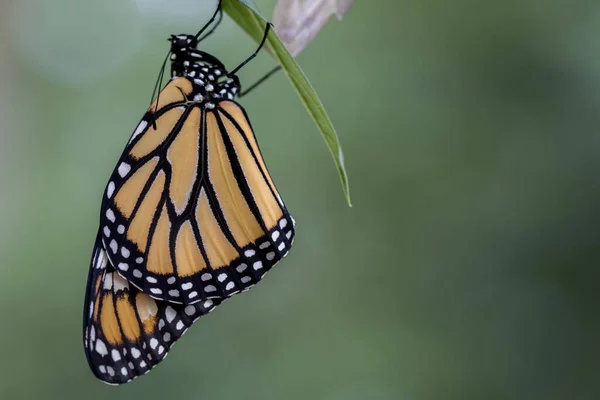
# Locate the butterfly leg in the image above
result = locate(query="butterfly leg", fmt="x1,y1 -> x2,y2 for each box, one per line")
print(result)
228,22 -> 273,77
194,0 -> 224,41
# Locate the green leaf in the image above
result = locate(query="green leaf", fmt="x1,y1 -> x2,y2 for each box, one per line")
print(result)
223,0 -> 352,206
227,0 -> 264,19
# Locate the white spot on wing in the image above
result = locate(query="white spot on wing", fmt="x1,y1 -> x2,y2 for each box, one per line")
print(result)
103,273 -> 113,290
95,340 -> 108,356
201,273 -> 212,281
165,306 -> 176,322
118,162 -> 131,177
97,250 -> 107,270
107,182 -> 115,198
113,274 -> 129,291
106,209 -> 116,223
121,247 -> 130,258
205,285 -> 216,293
131,348 -> 141,359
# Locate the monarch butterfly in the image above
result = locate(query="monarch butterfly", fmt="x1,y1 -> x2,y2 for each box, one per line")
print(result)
84,2 -> 295,384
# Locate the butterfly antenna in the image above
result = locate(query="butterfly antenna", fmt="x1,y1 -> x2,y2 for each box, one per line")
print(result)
229,23 -> 272,77
194,0 -> 223,41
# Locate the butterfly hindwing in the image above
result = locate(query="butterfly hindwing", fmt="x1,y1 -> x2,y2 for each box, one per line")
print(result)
83,232 -> 222,385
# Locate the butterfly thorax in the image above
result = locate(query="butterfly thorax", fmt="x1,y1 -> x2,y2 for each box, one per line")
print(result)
169,34 -> 240,109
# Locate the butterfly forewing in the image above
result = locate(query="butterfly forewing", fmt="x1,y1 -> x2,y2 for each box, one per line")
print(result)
99,79 -> 295,305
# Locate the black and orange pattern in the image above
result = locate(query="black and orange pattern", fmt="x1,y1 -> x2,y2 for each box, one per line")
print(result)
99,80 -> 295,304
84,29 -> 295,385
84,233 -> 222,384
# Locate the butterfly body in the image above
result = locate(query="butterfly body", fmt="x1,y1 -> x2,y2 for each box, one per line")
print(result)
169,34 -> 239,108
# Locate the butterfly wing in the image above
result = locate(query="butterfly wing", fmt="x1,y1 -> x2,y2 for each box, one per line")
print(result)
83,232 -> 221,385
181,100 -> 296,300
99,77 -> 295,304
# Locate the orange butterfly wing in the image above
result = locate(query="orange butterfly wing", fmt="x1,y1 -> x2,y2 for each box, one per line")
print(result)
99,78 -> 295,305
83,232 -> 222,384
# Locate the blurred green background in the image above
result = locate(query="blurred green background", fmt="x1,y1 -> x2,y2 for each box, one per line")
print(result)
1,0 -> 599,398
